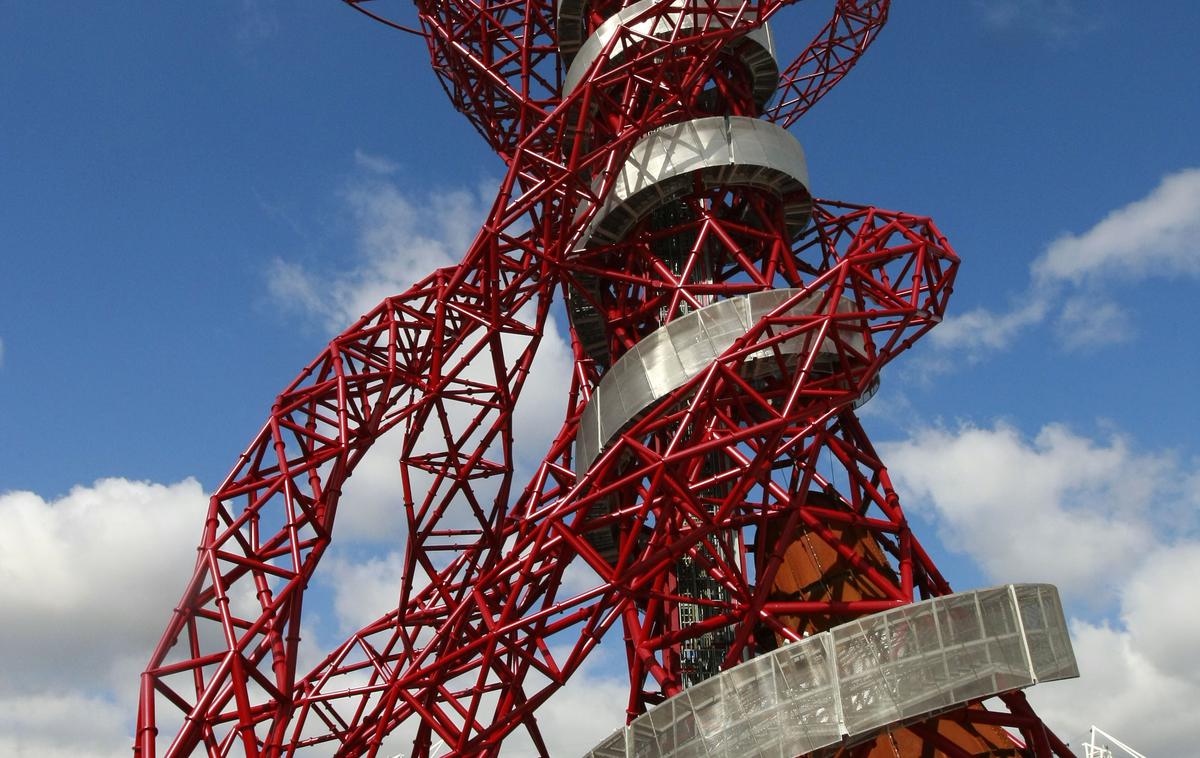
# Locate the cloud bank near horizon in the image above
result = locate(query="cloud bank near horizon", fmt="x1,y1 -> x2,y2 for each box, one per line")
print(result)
883,421 -> 1199,753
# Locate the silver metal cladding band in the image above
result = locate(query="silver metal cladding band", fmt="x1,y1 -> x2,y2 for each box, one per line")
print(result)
575,288 -> 868,474
560,0 -> 779,109
576,115 -> 811,250
582,583 -> 1080,758
555,0 -> 589,60
567,115 -> 812,363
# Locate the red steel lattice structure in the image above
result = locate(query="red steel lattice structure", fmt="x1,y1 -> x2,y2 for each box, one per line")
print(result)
136,0 -> 1076,755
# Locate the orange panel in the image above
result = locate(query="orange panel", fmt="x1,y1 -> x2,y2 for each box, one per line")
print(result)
762,491 -> 899,638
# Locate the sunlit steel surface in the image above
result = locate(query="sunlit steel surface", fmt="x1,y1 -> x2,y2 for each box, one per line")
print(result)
562,0 -> 779,107
583,584 -> 1078,758
578,115 -> 811,249
568,114 -> 810,366
576,288 -> 865,473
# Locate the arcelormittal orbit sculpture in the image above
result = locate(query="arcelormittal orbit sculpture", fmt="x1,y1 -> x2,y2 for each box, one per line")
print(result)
137,1 -> 1082,755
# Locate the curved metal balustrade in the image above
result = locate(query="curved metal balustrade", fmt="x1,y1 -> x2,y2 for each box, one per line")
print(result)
575,288 -> 867,474
582,584 -> 1079,758
577,115 -> 811,250
560,0 -> 779,110
567,115 -> 812,364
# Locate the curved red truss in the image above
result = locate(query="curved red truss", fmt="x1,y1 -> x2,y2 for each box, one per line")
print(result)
764,0 -> 890,128
342,0 -> 887,158
137,1 -> 1074,756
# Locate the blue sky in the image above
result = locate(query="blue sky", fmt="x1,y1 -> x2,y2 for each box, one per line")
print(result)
1,1 -> 1198,755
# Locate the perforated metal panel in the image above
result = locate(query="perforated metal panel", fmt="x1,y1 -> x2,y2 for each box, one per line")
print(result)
561,0 -> 778,108
582,584 -> 1079,758
575,289 -> 867,474
576,116 -> 810,250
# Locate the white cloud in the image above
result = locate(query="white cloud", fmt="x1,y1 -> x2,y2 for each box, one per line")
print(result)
1120,543 -> 1200,684
320,550 -> 408,634
882,422 -> 1199,755
325,430 -> 412,543
881,422 -> 1172,603
268,164 -> 493,327
970,0 -> 1099,41
0,478 -> 206,688
0,477 -> 207,755
1054,296 -> 1130,348
0,691 -> 130,758
353,148 -> 401,176
1034,167 -> 1200,285
264,255 -> 325,314
933,167 -> 1200,355
372,659 -> 628,758
1030,543 -> 1200,755
501,656 -> 629,757
928,297 -> 1047,354
234,0 -> 280,46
